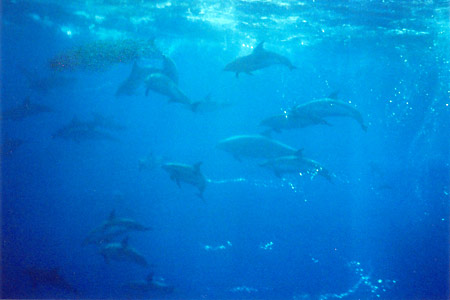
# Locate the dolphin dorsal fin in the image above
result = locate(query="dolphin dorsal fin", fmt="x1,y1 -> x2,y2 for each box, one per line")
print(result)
146,272 -> 154,283
121,236 -> 129,248
253,41 -> 265,54
108,209 -> 116,221
193,162 -> 202,173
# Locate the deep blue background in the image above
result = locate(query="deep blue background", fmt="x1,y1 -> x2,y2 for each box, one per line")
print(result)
1,0 -> 449,299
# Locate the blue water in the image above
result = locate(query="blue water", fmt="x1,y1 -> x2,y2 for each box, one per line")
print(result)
1,0 -> 449,299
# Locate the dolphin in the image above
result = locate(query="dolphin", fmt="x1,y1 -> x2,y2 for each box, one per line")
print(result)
1,97 -> 53,121
292,98 -> 368,131
161,54 -> 179,84
145,73 -> 197,110
124,273 -> 174,294
224,41 -> 296,78
83,210 -> 151,246
116,56 -> 178,96
115,62 -> 160,96
216,134 -> 303,161
190,94 -> 233,113
100,237 -> 149,267
25,267 -> 78,294
259,155 -> 334,182
260,112 -> 332,133
52,116 -> 118,143
103,210 -> 151,231
161,162 -> 207,199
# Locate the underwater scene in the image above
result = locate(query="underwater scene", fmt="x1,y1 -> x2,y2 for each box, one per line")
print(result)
1,0 -> 449,299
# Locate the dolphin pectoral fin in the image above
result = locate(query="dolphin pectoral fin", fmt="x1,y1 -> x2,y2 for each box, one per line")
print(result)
246,71 -> 253,76
193,162 -> 202,173
274,170 -> 282,178
289,65 -> 297,71
233,155 -> 242,162
260,129 -> 272,138
235,72 -> 239,78
190,101 -> 201,112
175,179 -> 181,188
197,192 -> 205,201
328,90 -> 340,99
295,148 -> 303,157
145,87 -> 150,96
319,119 -> 333,127
361,124 -> 368,132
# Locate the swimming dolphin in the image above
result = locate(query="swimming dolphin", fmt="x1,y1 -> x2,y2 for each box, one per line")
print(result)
116,62 -> 160,97
124,273 -> 174,294
190,94 -> 233,113
260,112 -> 332,133
83,210 -> 151,246
1,97 -> 53,121
161,54 -> 179,84
161,162 -> 207,199
103,210 -> 151,231
116,56 -> 178,96
25,267 -> 78,294
145,73 -> 197,110
216,134 -> 303,161
292,98 -> 368,131
52,116 -> 118,143
259,155 -> 334,182
100,237 -> 149,267
224,41 -> 296,78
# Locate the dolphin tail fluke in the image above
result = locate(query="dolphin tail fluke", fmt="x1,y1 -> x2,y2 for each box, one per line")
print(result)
197,191 -> 205,201
289,65 -> 297,71
193,162 -> 202,173
319,119 -> 333,127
